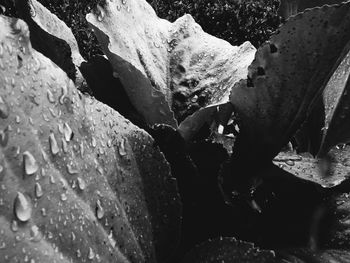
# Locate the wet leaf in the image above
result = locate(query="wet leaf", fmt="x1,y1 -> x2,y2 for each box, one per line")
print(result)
318,46 -> 350,155
278,0 -> 345,19
14,0 -> 85,85
0,15 -> 181,263
273,145 -> 350,188
86,0 -> 255,134
230,2 -> 350,162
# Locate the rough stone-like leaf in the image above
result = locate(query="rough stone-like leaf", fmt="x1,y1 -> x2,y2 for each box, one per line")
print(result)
230,3 -> 350,162
0,15 -> 181,263
319,46 -> 350,155
181,237 -> 279,263
86,0 -> 255,135
273,145 -> 350,187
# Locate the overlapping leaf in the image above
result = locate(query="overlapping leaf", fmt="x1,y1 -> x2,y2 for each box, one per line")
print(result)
0,15 -> 181,263
273,145 -> 350,187
86,0 -> 256,137
230,2 -> 350,162
13,0 -> 84,84
278,0 -> 346,19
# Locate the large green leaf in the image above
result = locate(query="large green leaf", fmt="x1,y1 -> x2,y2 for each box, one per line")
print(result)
0,15 -> 181,262
86,0 -> 256,137
230,2 -> 350,162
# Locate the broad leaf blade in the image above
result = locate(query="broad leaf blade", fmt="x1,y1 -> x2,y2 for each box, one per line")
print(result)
86,0 -> 256,135
230,2 -> 350,162
273,145 -> 350,188
0,15 -> 181,263
319,46 -> 350,155
278,0 -> 346,19
86,0 -> 177,128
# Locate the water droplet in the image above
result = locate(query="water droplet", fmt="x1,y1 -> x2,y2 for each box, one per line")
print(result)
47,90 -> 55,103
34,182 -> 43,198
118,138 -> 127,156
0,128 -> 9,147
0,242 -> 6,249
96,200 -> 104,219
60,193 -> 67,201
96,5 -> 105,22
14,192 -> 32,222
63,123 -> 73,142
61,138 -> 68,153
23,151 -> 39,175
30,225 -> 41,242
77,177 -> 86,190
0,95 -> 9,119
41,208 -> 47,217
49,133 -> 59,155
286,160 -> 295,166
29,0 -> 36,17
59,83 -> 68,104
11,220 -> 18,232
88,247 -> 95,260
67,164 -> 78,175
92,137 -> 97,148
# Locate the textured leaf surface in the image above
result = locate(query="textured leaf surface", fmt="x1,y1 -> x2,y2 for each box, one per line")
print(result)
319,47 -> 350,155
0,15 -> 181,263
278,0 -> 346,19
230,3 -> 350,161
273,145 -> 350,188
86,0 -> 255,135
181,237 -> 279,263
15,0 -> 85,86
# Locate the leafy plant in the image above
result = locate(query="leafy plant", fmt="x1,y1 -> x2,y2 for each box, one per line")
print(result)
0,15 -> 180,262
2,0 -> 350,262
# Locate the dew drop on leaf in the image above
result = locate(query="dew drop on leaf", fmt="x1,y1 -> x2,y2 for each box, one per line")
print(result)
41,208 -> 47,217
96,5 -> 105,22
23,151 -> 39,175
96,199 -> 104,219
92,137 -> 97,148
118,138 -> 127,156
14,192 -> 32,222
59,83 -> 68,104
286,160 -> 295,166
0,95 -> 9,119
49,133 -> 59,155
34,182 -> 43,198
11,220 -> 18,232
88,247 -> 95,260
77,177 -> 86,190
0,129 -> 9,147
30,225 -> 41,242
63,123 -> 73,142
47,90 -> 55,103
60,193 -> 67,201
66,164 -> 78,175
